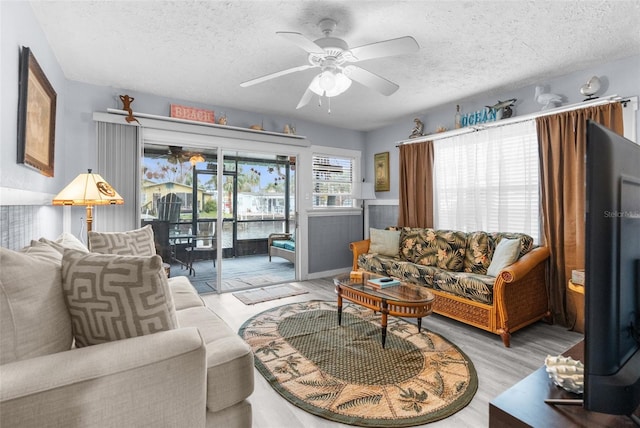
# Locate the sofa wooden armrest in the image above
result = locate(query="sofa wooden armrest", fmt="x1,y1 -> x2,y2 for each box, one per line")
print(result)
349,239 -> 371,270
499,246 -> 550,283
493,246 -> 551,346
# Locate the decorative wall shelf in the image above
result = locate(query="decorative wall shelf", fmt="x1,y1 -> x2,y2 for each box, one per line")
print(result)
396,94 -> 628,146
96,109 -> 310,148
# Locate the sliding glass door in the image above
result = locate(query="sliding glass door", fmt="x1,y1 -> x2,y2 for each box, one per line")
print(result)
219,150 -> 296,293
141,142 -> 296,293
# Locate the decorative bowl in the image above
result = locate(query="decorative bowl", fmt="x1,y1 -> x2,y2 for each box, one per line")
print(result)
544,354 -> 584,394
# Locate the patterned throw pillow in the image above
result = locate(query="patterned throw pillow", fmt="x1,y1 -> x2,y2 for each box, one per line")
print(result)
61,250 -> 177,347
88,225 -> 156,256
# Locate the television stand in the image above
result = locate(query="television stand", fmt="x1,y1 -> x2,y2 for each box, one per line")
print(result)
489,341 -> 640,427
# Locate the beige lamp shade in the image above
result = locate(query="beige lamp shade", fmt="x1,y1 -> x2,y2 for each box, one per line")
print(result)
52,169 -> 123,237
52,169 -> 124,206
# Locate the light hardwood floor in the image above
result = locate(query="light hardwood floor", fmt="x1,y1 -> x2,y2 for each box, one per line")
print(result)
201,278 -> 583,428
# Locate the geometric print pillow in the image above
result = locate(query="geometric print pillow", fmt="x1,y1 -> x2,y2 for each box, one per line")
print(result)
88,224 -> 156,256
61,250 -> 177,347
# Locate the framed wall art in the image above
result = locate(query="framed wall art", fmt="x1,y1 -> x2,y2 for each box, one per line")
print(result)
374,151 -> 390,192
17,46 -> 57,177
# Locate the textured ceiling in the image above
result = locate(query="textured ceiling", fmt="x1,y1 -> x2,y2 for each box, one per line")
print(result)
29,0 -> 640,131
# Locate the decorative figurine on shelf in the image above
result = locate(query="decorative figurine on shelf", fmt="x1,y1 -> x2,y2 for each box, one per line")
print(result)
217,112 -> 228,125
535,86 -> 563,110
409,118 -> 424,138
455,104 -> 462,129
283,124 -> 291,134
580,76 -> 601,101
486,98 -> 517,119
119,94 -> 140,124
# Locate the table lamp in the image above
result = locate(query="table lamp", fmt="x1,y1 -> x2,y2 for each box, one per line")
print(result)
52,169 -> 124,237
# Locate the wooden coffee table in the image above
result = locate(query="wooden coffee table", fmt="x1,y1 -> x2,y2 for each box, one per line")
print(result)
333,272 -> 435,348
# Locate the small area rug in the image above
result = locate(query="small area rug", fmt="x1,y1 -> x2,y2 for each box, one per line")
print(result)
239,300 -> 478,427
233,283 -> 308,305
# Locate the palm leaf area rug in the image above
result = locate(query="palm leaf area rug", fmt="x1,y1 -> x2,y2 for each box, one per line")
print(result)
239,300 -> 478,427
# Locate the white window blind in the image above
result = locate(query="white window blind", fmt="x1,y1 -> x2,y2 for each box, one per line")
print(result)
433,119 -> 540,242
312,154 -> 354,207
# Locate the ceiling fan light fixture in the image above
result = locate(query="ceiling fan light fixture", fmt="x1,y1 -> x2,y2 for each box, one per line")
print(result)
310,71 -> 351,97
319,70 -> 336,91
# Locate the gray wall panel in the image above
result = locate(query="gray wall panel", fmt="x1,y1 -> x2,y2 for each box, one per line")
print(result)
369,205 -> 399,230
308,214 -> 361,273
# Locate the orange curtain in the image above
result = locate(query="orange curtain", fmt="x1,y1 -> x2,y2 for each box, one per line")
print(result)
398,141 -> 434,227
536,103 -> 623,326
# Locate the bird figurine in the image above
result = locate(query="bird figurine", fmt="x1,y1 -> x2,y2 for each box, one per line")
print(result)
580,76 -> 601,101
534,86 -> 563,110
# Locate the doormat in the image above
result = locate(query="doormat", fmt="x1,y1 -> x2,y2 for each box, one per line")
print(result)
233,283 -> 308,305
239,300 -> 477,427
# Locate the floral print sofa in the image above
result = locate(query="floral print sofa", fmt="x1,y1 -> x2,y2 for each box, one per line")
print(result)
350,227 -> 550,347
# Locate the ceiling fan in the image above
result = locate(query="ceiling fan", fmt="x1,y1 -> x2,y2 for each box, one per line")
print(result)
240,18 -> 420,110
167,146 -> 204,165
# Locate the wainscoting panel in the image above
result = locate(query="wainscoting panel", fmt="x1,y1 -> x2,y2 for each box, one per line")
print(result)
308,214 -> 361,273
0,205 -> 62,250
369,204 -> 399,230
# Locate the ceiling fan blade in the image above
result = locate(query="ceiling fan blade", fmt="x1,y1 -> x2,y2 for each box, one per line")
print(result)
240,64 -> 314,87
349,36 -> 419,62
296,84 -> 316,109
344,66 -> 399,96
277,32 -> 325,54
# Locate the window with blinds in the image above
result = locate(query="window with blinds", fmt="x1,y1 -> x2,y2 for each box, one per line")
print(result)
433,119 -> 540,242
312,154 -> 354,207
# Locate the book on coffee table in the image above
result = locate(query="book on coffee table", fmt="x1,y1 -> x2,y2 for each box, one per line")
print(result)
367,277 -> 401,289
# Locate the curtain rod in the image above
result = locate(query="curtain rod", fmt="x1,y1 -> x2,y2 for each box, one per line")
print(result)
396,95 -> 629,146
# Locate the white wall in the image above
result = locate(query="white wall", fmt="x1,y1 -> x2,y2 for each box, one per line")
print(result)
364,54 -> 640,201
1,2 -> 68,198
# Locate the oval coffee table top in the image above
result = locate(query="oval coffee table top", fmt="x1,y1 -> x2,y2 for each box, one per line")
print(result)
334,271 -> 434,303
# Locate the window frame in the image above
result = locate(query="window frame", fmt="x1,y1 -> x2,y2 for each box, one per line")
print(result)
310,146 -> 361,211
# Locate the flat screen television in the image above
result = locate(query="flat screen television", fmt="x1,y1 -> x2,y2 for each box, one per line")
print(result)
584,120 -> 640,418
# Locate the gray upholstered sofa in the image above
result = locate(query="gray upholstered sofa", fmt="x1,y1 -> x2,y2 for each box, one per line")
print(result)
351,227 -> 550,347
0,227 -> 254,427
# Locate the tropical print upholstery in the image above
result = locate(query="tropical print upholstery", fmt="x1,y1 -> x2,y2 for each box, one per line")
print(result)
463,231 -> 495,274
359,229 -> 534,305
396,227 -> 466,272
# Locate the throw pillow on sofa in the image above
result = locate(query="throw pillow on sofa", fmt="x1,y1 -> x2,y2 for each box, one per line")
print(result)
369,228 -> 401,257
487,238 -> 521,277
0,245 -> 73,364
61,250 -> 177,347
463,231 -> 495,274
39,232 -> 89,254
88,224 -> 156,256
